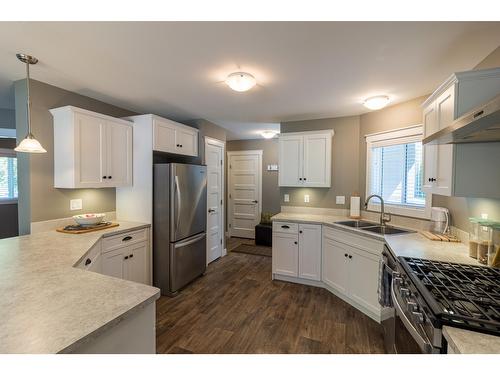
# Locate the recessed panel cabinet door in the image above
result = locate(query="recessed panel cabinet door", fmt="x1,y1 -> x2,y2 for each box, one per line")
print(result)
322,238 -> 348,295
76,112 -> 106,186
279,135 -> 303,186
348,247 -> 381,314
176,128 -> 198,156
106,121 -> 132,186
101,248 -> 127,279
272,233 -> 298,277
303,134 -> 331,187
153,119 -> 177,153
298,224 -> 321,281
125,242 -> 149,285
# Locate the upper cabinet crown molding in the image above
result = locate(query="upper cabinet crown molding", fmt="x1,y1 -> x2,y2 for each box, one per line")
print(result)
278,129 -> 334,188
51,106 -> 133,189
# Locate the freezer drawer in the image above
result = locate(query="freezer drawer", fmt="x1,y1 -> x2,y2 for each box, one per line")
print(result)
170,232 -> 207,293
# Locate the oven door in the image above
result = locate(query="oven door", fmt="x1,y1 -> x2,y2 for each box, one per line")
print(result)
391,278 -> 439,354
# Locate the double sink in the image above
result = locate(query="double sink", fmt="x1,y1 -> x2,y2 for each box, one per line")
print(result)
335,220 -> 414,236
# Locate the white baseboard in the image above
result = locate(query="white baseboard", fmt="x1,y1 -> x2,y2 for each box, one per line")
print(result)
31,211 -> 117,234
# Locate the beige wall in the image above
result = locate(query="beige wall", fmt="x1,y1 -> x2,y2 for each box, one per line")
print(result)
226,138 -> 281,214
15,79 -> 137,234
280,116 -> 360,209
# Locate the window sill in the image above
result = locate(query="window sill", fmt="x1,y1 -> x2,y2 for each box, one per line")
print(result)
367,202 -> 430,220
0,199 -> 18,205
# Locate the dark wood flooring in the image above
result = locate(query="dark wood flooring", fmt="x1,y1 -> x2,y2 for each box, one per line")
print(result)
156,251 -> 386,354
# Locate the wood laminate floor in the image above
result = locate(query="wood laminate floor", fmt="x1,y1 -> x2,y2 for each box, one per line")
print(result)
156,251 -> 386,354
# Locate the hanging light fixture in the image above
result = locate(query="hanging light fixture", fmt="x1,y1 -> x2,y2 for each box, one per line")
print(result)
15,53 -> 46,153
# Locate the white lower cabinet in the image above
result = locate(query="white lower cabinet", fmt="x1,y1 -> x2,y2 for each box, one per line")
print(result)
272,232 -> 299,277
298,224 -> 322,281
322,236 -> 349,294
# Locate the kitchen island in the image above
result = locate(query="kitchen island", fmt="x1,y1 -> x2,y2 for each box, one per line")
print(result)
0,221 -> 160,354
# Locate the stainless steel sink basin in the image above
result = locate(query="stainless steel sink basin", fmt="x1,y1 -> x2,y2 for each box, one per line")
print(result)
360,225 -> 414,235
335,220 -> 378,228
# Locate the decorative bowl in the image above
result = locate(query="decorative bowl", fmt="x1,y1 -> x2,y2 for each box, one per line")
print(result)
73,213 -> 106,226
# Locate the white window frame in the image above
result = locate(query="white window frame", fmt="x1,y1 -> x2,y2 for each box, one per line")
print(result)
0,147 -> 18,205
365,125 -> 431,219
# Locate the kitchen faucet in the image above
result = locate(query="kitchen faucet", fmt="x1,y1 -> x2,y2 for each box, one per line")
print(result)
364,194 -> 391,227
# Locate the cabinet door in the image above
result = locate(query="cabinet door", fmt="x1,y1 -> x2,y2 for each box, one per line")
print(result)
298,224 -> 321,281
423,103 -> 438,138
422,144 -> 437,192
303,133 -> 331,187
176,128 -> 198,156
153,119 -> 177,153
279,135 -> 303,187
124,242 -> 149,285
75,112 -> 107,187
101,248 -> 127,279
434,144 -> 454,196
106,121 -> 132,186
272,233 -> 298,277
348,247 -> 381,315
321,237 -> 348,295
436,85 -> 456,131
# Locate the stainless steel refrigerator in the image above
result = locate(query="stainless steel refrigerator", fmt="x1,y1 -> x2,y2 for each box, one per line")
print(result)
153,163 -> 207,295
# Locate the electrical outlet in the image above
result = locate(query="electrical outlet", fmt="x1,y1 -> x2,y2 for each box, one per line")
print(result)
481,213 -> 488,219
336,196 -> 345,205
304,194 -> 310,203
70,198 -> 82,211
284,194 -> 290,202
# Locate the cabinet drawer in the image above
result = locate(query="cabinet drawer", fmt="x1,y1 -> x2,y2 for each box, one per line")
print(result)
273,221 -> 298,234
324,226 -> 384,256
102,228 -> 149,253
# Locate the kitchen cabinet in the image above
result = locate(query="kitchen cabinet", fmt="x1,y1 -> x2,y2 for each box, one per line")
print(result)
272,221 -> 321,281
51,106 -> 133,188
102,242 -> 149,285
278,130 -> 333,188
422,67 -> 500,197
153,117 -> 198,157
322,235 -> 348,294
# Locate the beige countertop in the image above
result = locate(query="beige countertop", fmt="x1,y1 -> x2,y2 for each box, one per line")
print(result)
0,221 -> 160,354
443,326 -> 500,354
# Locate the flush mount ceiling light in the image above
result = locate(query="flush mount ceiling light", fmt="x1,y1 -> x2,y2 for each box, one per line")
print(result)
260,130 -> 279,139
225,72 -> 257,92
15,53 -> 47,153
363,95 -> 390,111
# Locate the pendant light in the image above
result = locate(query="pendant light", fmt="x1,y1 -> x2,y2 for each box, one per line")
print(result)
14,53 -> 47,153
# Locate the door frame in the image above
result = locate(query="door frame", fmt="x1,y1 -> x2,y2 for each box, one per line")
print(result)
227,150 -> 263,239
204,136 -> 226,260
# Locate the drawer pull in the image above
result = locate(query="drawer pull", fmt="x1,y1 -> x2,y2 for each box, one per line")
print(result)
122,236 -> 133,242
85,258 -> 91,266
129,254 -> 134,258
124,255 -> 129,260
281,225 -> 290,229
294,241 -> 298,245
344,253 -> 348,257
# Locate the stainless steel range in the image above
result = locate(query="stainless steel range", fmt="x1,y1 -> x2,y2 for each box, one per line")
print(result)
390,256 -> 500,353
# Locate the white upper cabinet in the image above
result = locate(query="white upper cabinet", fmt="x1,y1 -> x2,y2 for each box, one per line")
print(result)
51,106 -> 133,189
153,117 -> 198,157
279,130 -> 333,188
422,67 -> 500,197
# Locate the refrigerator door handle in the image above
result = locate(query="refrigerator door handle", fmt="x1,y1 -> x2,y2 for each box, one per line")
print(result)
174,175 -> 181,235
174,232 -> 206,248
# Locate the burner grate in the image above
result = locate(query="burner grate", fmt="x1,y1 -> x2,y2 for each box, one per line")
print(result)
401,257 -> 500,335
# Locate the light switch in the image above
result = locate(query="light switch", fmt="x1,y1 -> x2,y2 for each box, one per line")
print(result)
336,196 -> 345,205
70,198 -> 82,211
284,194 -> 290,202
304,194 -> 310,203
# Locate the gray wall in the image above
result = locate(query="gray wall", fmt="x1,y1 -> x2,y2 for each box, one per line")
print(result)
280,116 -> 360,209
0,108 -> 15,129
15,79 -> 137,234
226,138 -> 281,215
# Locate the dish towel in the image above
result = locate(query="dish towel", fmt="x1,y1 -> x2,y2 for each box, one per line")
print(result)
378,254 -> 393,308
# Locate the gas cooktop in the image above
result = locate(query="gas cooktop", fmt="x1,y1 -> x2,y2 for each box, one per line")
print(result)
399,257 -> 500,336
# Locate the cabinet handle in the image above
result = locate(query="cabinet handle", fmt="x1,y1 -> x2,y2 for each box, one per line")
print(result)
294,241 -> 298,245
108,176 -> 112,179
103,176 -> 107,179
129,254 -> 134,258
124,255 -> 129,260
299,230 -> 303,234
348,255 -> 352,259
122,236 -> 133,242
299,178 -> 303,181
85,258 -> 91,266
303,178 -> 307,181
180,144 -> 183,147
473,110 -> 484,119
281,225 -> 290,229
344,253 -> 348,258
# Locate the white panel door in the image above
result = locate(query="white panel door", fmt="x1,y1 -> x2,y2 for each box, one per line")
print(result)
298,224 -> 322,281
106,121 -> 132,186
205,139 -> 224,263
278,135 -> 303,186
176,128 -> 198,156
322,238 -> 348,295
303,133 -> 331,187
153,119 -> 177,153
76,112 -> 106,186
124,242 -> 149,285
348,247 -> 381,314
272,233 -> 298,277
228,151 -> 262,239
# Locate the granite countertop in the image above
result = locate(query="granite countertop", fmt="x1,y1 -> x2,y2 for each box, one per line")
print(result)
0,221 -> 160,354
443,326 -> 500,354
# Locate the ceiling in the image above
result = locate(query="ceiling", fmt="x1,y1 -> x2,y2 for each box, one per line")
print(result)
0,22 -> 499,139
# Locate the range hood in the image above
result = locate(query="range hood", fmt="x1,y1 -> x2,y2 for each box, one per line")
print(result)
423,93 -> 500,145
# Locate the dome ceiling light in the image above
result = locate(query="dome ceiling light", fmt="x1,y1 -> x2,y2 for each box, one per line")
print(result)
363,95 -> 390,111
260,130 -> 279,139
225,72 -> 257,92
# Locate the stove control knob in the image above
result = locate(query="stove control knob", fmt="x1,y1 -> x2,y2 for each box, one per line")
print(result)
400,288 -> 410,298
407,301 -> 419,312
412,312 -> 424,324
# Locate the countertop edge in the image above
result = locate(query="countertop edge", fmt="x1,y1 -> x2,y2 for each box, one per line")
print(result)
443,326 -> 500,354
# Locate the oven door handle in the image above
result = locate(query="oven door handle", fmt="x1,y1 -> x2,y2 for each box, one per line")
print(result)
391,278 -> 435,354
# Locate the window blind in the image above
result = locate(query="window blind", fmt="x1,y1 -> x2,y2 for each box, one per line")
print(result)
0,156 -> 18,200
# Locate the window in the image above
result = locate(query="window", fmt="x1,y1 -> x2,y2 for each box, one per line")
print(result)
0,149 -> 18,203
366,125 -> 430,219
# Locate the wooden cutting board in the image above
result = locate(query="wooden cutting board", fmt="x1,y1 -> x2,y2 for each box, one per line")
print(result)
421,231 -> 460,242
56,222 -> 119,234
